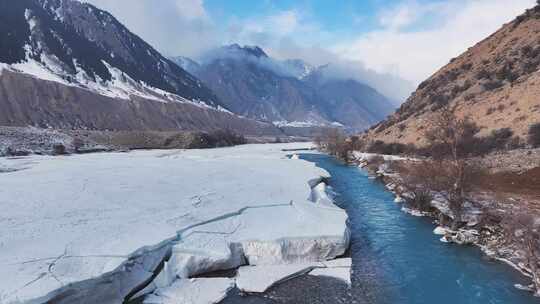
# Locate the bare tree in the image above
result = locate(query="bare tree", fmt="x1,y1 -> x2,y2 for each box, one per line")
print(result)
316,128 -> 353,163
399,161 -> 435,212
502,212 -> 540,295
401,106 -> 482,226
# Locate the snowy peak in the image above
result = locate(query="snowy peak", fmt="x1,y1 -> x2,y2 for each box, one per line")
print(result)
224,44 -> 269,58
282,59 -> 316,80
201,44 -> 270,63
0,0 -> 221,108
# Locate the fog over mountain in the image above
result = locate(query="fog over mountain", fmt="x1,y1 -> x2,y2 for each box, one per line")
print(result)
173,44 -> 396,131
83,0 -> 415,103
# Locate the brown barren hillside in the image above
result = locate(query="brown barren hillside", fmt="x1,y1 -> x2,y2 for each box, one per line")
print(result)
363,5 -> 540,145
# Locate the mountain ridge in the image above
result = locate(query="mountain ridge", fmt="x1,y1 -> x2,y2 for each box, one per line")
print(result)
0,0 -> 222,107
174,45 -> 396,132
0,0 -> 285,136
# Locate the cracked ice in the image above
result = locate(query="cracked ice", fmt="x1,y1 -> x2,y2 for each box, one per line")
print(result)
0,143 -> 350,304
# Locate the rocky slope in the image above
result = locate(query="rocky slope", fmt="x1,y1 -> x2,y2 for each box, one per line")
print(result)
364,5 -> 540,145
0,70 -> 280,135
0,0 -> 281,136
174,45 -> 396,132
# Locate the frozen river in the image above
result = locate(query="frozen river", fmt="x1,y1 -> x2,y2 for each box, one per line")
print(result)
0,144 -> 349,304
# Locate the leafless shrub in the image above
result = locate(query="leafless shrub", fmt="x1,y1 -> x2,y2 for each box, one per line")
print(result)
501,212 -> 540,294
186,130 -> 247,149
316,128 -> 353,163
464,93 -> 476,101
349,136 -> 364,151
483,80 -> 504,91
413,106 -> 484,226
476,69 -> 491,80
366,155 -> 385,172
72,137 -> 85,153
52,143 -> 67,155
529,123 -> 540,147
399,161 -> 435,212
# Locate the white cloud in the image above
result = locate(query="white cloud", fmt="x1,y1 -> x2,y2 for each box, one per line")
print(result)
174,0 -> 208,21
267,10 -> 300,35
227,10 -> 322,48
82,0 -> 534,101
84,0 -> 218,57
334,0 -> 536,85
378,2 -> 420,30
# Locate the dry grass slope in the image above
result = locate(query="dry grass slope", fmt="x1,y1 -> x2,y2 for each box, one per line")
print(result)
364,5 -> 540,146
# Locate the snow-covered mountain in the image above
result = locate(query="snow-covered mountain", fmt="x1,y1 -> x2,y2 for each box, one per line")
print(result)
170,56 -> 201,74
175,45 -> 396,131
1,0 -> 222,106
0,0 -> 281,135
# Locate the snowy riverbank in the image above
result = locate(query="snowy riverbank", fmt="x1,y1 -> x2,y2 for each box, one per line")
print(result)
0,143 -> 350,304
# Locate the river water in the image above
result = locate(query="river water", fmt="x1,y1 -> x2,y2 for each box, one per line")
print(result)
223,153 -> 538,303
299,153 -> 538,304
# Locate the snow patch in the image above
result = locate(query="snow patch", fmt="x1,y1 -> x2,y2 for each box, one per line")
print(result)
353,151 -> 416,162
1,55 -> 221,112
11,57 -> 67,83
273,120 -> 326,128
25,9 -> 37,31
394,195 -> 405,203
401,207 -> 429,217
434,226 -> 451,235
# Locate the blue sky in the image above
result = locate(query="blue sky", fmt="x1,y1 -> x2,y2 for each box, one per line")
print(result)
86,0 -> 536,99
207,0 -> 409,33
206,0 -> 384,32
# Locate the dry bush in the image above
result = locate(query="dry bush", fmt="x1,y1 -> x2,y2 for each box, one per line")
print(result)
317,128 -> 353,163
366,155 -> 385,172
72,137 -> 85,152
52,143 -> 67,155
366,140 -> 415,156
529,123 -> 540,147
184,130 -> 247,149
400,159 -> 483,216
411,105 -> 486,225
349,136 -> 364,151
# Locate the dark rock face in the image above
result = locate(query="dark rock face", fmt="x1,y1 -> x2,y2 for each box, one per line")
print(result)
194,56 -> 327,124
170,56 -> 201,74
304,70 -> 395,130
180,45 -> 396,132
0,0 -> 220,106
